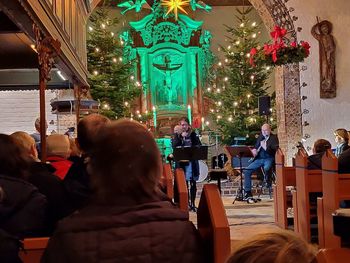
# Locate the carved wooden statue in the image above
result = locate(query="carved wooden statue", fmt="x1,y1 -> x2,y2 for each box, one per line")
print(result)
311,19 -> 336,98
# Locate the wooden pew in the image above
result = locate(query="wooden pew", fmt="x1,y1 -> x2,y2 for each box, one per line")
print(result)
316,248 -> 350,263
197,184 -> 230,263
294,148 -> 322,242
174,168 -> 189,214
317,150 -> 350,248
162,163 -> 174,199
274,148 -> 296,229
19,237 -> 49,263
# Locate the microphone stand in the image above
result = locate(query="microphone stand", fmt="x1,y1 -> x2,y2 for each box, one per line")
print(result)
232,151 -> 245,204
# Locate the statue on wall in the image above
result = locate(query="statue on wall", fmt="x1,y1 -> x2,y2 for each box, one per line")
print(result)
311,19 -> 336,98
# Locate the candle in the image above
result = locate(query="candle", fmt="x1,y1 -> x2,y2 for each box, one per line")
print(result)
187,105 -> 192,125
201,117 -> 205,130
152,106 -> 157,128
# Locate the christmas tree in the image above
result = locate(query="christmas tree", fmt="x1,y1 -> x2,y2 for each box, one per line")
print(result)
204,7 -> 275,145
87,5 -> 141,119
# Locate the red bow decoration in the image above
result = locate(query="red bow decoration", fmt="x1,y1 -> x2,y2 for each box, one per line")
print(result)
270,26 -> 287,43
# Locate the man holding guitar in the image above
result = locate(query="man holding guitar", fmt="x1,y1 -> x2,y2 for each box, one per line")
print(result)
243,124 -> 279,199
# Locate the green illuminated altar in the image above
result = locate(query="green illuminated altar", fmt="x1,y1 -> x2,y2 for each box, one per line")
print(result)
120,1 -> 213,135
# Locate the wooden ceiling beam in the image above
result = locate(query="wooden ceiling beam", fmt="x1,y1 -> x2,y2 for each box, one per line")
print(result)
90,0 -> 251,13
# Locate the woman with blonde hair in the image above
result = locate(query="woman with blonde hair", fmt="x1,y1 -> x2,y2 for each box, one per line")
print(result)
226,230 -> 317,263
334,128 -> 349,157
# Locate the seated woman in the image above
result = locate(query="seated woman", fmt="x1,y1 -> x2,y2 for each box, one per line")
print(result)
334,128 -> 350,157
42,120 -> 205,263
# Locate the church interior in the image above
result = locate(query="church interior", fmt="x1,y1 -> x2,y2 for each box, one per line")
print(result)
0,0 -> 349,262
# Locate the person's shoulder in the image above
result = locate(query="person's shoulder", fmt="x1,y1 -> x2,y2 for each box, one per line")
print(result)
340,148 -> 350,159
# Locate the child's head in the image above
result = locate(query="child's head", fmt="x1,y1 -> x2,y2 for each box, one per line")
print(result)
226,230 -> 316,263
47,134 -> 71,159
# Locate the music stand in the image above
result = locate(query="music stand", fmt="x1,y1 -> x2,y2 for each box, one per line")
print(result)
173,146 -> 208,210
173,146 -> 208,161
225,146 -> 254,204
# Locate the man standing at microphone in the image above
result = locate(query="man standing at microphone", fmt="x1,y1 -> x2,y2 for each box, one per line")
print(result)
172,117 -> 201,211
243,123 -> 279,199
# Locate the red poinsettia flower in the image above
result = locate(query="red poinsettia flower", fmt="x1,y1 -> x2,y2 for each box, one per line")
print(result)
290,41 -> 297,48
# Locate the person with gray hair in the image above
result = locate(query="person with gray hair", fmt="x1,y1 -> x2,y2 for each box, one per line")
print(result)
42,119 -> 205,263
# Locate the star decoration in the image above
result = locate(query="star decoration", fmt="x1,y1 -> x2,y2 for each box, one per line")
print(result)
161,0 -> 190,20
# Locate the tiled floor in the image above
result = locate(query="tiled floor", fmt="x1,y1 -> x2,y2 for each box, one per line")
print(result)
190,195 -> 279,248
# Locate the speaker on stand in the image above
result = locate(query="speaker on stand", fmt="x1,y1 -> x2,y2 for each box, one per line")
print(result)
258,96 -> 271,123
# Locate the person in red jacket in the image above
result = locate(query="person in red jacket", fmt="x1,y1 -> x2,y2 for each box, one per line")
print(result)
42,119 -> 206,263
46,134 -> 72,180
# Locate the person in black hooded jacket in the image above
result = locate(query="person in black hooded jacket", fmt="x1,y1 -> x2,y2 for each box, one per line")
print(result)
0,134 -> 47,239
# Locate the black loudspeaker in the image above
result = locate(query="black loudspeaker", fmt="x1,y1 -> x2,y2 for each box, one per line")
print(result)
258,96 -> 271,115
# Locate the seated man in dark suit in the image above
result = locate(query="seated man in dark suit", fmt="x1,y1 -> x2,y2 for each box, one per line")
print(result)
243,124 -> 279,199
307,139 -> 331,170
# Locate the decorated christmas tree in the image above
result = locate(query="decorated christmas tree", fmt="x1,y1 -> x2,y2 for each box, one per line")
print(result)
87,5 -> 141,119
205,7 -> 275,145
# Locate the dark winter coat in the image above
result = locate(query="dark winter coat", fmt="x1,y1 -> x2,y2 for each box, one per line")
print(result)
42,200 -> 205,263
0,175 -> 47,238
28,162 -> 73,233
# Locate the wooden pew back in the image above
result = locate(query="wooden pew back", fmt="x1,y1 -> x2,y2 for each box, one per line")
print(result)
319,150 -> 350,248
19,237 -> 49,263
295,148 -> 322,242
317,248 -> 350,263
174,168 -> 189,214
275,148 -> 296,229
162,163 -> 174,199
197,184 -> 230,263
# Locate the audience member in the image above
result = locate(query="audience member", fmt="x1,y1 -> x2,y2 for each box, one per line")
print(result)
68,137 -> 81,162
31,117 -> 48,158
307,139 -> 331,169
63,114 -> 110,210
0,134 -> 47,238
42,120 -> 205,263
226,230 -> 316,263
11,131 -> 72,232
339,146 -> 350,173
46,134 -> 72,180
334,128 -> 350,157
